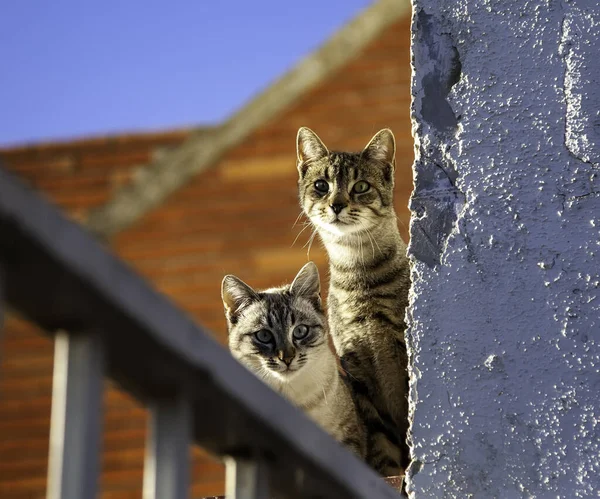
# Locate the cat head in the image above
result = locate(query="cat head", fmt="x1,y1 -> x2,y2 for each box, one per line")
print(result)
296,127 -> 396,237
221,262 -> 329,382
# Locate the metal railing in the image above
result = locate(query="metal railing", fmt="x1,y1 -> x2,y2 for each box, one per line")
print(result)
0,166 -> 401,499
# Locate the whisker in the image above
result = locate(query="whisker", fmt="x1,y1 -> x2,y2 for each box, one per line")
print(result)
364,229 -> 375,259
367,227 -> 383,255
337,358 -> 362,382
302,228 -> 315,249
292,211 -> 306,229
256,367 -> 273,382
291,222 -> 312,247
305,229 -> 318,259
365,228 -> 382,258
339,364 -> 360,382
397,216 -> 409,234
357,233 -> 366,271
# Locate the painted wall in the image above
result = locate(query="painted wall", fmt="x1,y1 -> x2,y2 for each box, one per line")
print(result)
408,0 -> 600,497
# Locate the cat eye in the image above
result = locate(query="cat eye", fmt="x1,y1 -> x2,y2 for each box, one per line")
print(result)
292,324 -> 309,340
314,180 -> 329,193
255,329 -> 273,343
353,181 -> 370,194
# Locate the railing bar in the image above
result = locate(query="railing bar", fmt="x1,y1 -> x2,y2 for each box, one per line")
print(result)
46,330 -> 104,499
225,457 -> 270,499
143,393 -> 192,499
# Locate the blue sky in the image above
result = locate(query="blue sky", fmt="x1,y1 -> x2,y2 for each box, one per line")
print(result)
0,1 -> 373,147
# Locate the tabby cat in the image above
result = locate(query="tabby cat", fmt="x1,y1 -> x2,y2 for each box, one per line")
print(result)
221,262 -> 366,459
296,127 -> 410,477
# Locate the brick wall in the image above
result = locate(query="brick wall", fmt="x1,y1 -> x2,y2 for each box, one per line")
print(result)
0,15 -> 411,498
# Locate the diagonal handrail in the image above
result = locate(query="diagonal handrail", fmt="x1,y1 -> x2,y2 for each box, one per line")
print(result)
0,165 -> 401,498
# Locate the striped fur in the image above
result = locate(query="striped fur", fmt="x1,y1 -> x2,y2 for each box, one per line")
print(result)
221,262 -> 366,459
296,128 -> 410,477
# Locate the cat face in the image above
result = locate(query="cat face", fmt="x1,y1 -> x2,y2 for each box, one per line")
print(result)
222,262 -> 329,382
296,128 -> 396,237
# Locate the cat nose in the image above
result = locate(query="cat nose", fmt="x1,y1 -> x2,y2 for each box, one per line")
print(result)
330,203 -> 346,215
278,350 -> 295,366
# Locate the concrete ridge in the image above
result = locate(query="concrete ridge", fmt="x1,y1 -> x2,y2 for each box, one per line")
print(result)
85,0 -> 412,237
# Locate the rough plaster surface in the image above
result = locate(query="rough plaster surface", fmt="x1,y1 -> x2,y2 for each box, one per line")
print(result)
408,0 -> 600,497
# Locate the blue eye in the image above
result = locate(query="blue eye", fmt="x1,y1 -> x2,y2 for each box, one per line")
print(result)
353,181 -> 370,194
255,329 -> 273,343
314,180 -> 329,193
292,324 -> 309,340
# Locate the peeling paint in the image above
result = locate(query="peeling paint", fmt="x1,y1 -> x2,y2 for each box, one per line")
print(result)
560,0 -> 600,167
407,0 -> 600,497
409,7 -> 465,267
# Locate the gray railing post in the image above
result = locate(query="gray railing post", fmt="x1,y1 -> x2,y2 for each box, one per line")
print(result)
143,393 -> 192,499
46,330 -> 105,499
225,457 -> 270,499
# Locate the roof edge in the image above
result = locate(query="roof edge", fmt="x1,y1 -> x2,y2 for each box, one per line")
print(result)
86,0 -> 412,238
0,126 -> 216,155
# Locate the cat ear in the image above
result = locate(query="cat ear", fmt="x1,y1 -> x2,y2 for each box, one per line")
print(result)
221,275 -> 258,317
289,262 -> 321,300
362,128 -> 396,167
297,127 -> 329,168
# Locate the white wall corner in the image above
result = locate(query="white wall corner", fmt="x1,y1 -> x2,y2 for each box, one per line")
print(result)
406,0 -> 600,496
